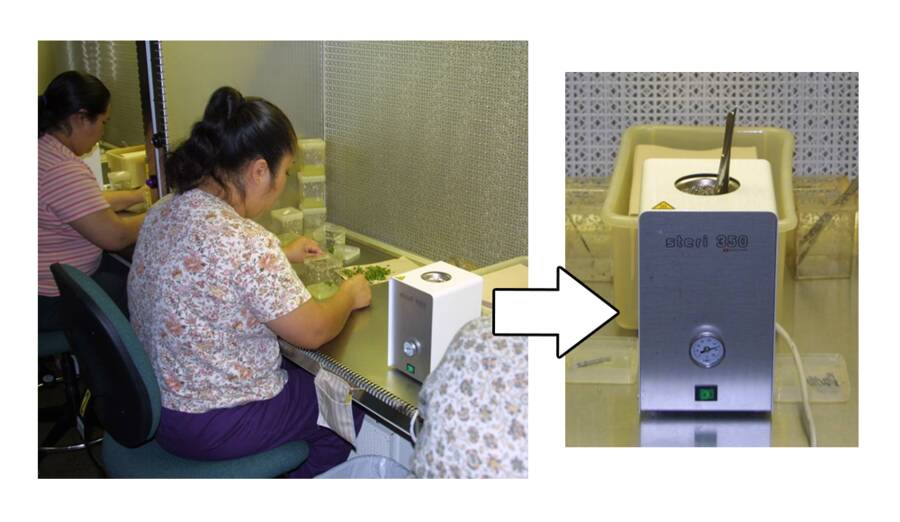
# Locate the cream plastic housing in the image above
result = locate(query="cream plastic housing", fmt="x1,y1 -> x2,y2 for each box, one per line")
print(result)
640,158 -> 778,214
387,261 -> 483,383
106,146 -> 147,189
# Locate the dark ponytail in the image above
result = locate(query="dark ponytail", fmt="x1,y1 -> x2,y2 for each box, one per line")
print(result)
39,71 -> 110,137
166,86 -> 297,199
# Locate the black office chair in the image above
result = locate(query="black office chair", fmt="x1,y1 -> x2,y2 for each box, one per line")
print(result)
38,330 -> 102,461
51,263 -> 309,478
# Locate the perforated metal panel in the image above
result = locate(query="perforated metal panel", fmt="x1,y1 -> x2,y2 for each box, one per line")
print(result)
566,72 -> 858,179
324,41 -> 528,266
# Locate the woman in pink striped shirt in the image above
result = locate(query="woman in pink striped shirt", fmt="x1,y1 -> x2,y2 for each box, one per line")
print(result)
38,71 -> 148,331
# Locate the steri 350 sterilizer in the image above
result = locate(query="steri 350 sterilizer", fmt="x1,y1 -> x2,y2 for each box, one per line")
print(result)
638,114 -> 779,412
388,261 -> 483,383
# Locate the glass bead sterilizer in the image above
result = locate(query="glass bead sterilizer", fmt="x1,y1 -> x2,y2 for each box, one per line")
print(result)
387,261 -> 483,383
637,114 -> 785,412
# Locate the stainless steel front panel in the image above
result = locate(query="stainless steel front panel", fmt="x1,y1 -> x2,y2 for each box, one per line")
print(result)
639,211 -> 777,411
390,284 -> 433,383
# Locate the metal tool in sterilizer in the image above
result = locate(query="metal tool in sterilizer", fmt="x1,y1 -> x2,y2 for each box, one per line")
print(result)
638,109 -> 779,412
387,261 -> 483,383
674,110 -> 739,196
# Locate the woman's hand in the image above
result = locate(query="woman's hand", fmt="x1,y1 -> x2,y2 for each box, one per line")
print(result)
282,236 -> 323,263
133,185 -> 152,207
267,273 -> 371,349
102,185 -> 152,212
342,274 -> 372,310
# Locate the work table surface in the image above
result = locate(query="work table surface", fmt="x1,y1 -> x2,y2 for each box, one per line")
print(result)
280,239 -> 423,437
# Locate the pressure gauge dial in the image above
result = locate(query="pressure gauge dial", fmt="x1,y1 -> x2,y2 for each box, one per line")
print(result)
403,338 -> 421,357
689,333 -> 725,368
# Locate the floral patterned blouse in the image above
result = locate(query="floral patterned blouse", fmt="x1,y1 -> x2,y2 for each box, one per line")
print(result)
128,189 -> 310,413
411,316 -> 528,478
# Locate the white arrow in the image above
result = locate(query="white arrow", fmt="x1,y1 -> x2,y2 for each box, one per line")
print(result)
492,266 -> 620,358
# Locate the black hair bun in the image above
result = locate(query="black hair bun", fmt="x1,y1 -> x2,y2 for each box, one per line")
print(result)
202,87 -> 245,127
165,85 -> 295,197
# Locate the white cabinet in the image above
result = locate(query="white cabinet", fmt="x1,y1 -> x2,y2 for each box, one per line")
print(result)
349,414 -> 414,469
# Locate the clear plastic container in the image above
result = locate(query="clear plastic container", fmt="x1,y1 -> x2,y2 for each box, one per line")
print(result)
567,177 -> 609,205
775,353 -> 850,403
277,231 -> 300,246
566,177 -> 612,282
307,281 -> 341,301
270,207 -> 304,235
301,174 -> 326,210
565,335 -> 637,384
299,253 -> 342,300
333,244 -> 361,265
601,125 -> 797,329
298,138 -> 326,178
300,253 -> 342,282
101,178 -> 149,213
304,206 -> 326,236
793,176 -> 857,279
322,223 -> 347,255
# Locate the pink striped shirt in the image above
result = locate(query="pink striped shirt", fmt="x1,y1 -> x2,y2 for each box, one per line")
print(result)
38,134 -> 109,296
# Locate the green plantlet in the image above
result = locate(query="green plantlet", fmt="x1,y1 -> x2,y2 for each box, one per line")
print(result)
341,265 -> 392,282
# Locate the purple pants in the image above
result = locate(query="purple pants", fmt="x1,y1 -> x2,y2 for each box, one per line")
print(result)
156,360 -> 365,478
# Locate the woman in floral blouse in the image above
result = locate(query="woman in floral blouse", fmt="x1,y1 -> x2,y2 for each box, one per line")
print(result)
411,316 -> 528,478
128,87 -> 371,477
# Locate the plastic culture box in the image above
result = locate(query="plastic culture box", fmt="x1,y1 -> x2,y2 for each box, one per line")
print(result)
301,173 -> 326,210
298,138 -> 326,178
304,206 -> 326,236
793,175 -> 857,279
323,223 -> 347,255
270,207 -> 304,235
566,177 -> 612,282
300,253 -> 342,301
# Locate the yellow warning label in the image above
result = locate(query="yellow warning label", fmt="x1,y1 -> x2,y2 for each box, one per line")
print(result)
79,389 -> 92,417
652,201 -> 675,210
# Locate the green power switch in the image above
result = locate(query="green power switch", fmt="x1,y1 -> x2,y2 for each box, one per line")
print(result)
695,385 -> 718,401
406,363 -> 415,374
